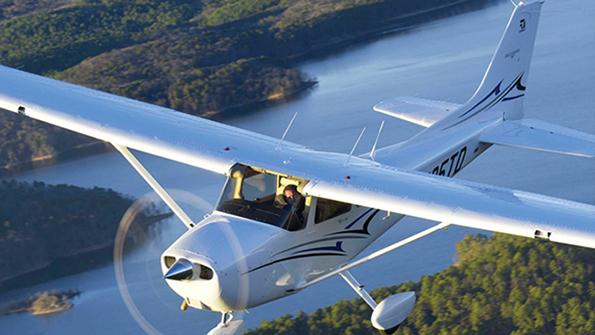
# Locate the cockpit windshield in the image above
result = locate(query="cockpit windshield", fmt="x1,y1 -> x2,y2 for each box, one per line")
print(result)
216,165 -> 306,231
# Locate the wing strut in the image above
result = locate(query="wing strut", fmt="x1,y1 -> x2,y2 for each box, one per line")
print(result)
340,271 -> 377,309
298,222 -> 450,290
113,144 -> 196,229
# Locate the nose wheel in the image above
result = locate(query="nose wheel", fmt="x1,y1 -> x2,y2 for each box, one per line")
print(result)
180,298 -> 189,311
207,312 -> 245,335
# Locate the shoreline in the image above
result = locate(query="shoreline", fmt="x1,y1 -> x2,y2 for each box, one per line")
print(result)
0,80 -> 317,177
0,0 -> 497,177
0,141 -> 112,178
0,212 -> 173,292
284,0 -> 495,65
0,290 -> 80,317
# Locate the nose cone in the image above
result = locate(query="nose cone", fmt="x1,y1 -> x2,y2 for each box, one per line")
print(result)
164,259 -> 193,281
161,213 -> 282,312
161,252 -> 221,311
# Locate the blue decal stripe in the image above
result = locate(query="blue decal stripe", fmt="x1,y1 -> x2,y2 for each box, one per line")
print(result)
443,73 -> 524,130
458,80 -> 503,118
345,208 -> 373,229
502,94 -> 524,101
273,235 -> 366,256
327,209 -> 380,236
292,242 -> 344,255
244,252 -> 346,274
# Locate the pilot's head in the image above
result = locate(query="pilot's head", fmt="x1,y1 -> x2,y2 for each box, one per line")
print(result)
283,184 -> 299,199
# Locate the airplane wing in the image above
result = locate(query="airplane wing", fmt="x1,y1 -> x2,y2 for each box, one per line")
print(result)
303,171 -> 595,249
373,97 -> 460,127
1,65 -> 594,249
480,118 -> 595,158
0,65 -> 305,176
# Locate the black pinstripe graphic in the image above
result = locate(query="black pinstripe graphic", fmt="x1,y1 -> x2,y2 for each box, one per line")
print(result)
327,209 -> 380,236
443,73 -> 525,130
272,235 -> 366,257
244,252 -> 345,274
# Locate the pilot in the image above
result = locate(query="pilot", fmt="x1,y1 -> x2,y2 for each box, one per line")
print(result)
275,184 -> 306,229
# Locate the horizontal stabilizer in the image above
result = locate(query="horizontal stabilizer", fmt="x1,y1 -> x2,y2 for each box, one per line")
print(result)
480,119 -> 595,158
373,97 -> 460,127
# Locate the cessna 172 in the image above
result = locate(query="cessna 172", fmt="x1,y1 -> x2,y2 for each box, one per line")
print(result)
0,0 -> 593,333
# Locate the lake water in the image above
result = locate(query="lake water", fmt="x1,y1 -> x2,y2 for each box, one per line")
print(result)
1,0 -> 594,333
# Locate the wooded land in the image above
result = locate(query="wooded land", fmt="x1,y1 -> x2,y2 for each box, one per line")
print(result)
248,234 -> 594,335
0,0 -> 498,171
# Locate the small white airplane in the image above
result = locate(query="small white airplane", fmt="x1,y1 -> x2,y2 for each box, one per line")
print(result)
0,1 -> 593,333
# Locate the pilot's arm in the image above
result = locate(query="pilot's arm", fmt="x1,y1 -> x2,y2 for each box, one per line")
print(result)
274,194 -> 289,208
292,193 -> 305,215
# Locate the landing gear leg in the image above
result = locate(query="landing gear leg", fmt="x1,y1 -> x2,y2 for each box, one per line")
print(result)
340,271 -> 410,335
220,311 -> 234,326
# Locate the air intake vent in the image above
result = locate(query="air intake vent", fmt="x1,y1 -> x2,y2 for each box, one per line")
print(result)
164,256 -> 176,268
198,264 -> 213,280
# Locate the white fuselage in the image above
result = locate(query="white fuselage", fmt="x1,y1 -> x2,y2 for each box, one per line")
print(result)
161,120 -> 495,312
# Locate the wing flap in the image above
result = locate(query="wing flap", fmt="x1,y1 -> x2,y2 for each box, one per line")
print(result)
373,97 -> 460,127
303,171 -> 595,249
480,119 -> 595,158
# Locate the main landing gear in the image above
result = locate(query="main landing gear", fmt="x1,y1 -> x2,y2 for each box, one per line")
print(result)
340,270 -> 416,334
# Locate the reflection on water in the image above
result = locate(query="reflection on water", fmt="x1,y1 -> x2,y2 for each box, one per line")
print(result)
1,0 -> 593,333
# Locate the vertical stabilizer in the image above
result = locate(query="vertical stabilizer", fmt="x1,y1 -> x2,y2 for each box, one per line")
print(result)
440,1 -> 544,129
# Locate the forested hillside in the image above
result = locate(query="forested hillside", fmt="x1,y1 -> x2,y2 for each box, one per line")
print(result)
248,234 -> 594,335
0,0 -> 498,171
0,180 -> 164,290
0,0 -> 73,20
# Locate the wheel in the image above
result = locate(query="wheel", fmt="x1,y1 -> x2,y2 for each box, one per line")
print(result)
376,325 -> 399,335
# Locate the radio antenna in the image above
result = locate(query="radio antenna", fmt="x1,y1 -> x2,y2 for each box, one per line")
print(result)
345,127 -> 366,165
276,112 -> 298,151
369,120 -> 384,161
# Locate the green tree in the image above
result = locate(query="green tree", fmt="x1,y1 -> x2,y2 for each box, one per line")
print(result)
247,234 -> 595,335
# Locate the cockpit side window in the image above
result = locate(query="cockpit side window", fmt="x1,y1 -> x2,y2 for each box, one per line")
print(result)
315,198 -> 352,224
242,170 -> 277,201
